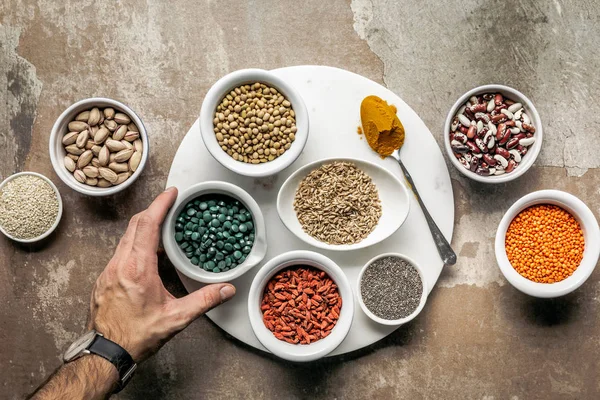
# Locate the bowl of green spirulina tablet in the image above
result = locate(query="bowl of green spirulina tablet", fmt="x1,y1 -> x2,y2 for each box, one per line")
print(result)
162,181 -> 267,284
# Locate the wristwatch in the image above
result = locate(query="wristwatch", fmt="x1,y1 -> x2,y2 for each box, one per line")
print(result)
63,330 -> 137,392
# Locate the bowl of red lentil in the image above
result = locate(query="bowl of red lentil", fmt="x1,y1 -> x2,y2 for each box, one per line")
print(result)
247,250 -> 354,362
495,190 -> 600,298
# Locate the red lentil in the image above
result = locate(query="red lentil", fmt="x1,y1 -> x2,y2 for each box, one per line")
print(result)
261,266 -> 342,344
505,204 -> 584,283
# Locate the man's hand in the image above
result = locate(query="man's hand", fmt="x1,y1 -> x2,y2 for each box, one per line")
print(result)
89,187 -> 236,361
30,188 -> 235,399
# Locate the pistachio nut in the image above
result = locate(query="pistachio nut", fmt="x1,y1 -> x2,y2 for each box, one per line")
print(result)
94,127 -> 110,144
77,150 -> 93,169
127,123 -> 139,133
62,132 -> 79,146
74,169 -> 87,183
120,140 -> 133,150
88,107 -> 101,126
129,151 -> 142,172
124,131 -> 139,142
114,149 -> 134,163
108,162 -> 129,173
115,171 -> 132,185
65,144 -> 85,155
99,145 -> 110,167
114,113 -> 131,125
75,111 -> 90,122
103,107 -> 115,120
64,156 -> 76,172
98,167 -> 118,183
68,121 -> 88,132
133,139 -> 142,153
76,129 -> 90,148
83,165 -> 99,178
97,178 -> 113,188
104,119 -> 118,131
112,125 -> 128,141
105,139 -> 127,152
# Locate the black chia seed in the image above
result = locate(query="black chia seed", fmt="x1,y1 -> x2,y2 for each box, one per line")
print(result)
360,256 -> 423,320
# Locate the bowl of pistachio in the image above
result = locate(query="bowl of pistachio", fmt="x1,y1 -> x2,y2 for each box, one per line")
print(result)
162,181 -> 268,284
49,97 -> 149,196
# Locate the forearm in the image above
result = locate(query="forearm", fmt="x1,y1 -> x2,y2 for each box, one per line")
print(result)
29,355 -> 118,400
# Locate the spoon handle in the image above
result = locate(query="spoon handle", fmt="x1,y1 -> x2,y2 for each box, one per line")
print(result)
395,158 -> 457,265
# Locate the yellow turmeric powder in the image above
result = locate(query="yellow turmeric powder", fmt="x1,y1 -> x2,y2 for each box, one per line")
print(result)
359,95 -> 405,158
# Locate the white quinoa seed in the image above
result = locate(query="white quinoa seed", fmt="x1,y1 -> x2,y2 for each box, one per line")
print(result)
0,175 -> 59,239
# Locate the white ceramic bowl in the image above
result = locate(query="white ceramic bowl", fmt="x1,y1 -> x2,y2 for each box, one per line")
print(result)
444,84 -> 543,183
200,69 -> 309,178
248,250 -> 354,362
0,172 -> 63,243
49,97 -> 149,196
162,181 -> 267,284
495,190 -> 600,298
277,157 -> 410,251
357,253 -> 428,326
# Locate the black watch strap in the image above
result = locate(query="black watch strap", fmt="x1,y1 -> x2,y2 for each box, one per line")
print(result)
88,335 -> 137,393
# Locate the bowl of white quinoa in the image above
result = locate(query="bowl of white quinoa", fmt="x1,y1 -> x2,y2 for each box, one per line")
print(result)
0,172 -> 63,243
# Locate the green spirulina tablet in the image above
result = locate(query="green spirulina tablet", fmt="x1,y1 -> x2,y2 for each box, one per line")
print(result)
174,194 -> 256,273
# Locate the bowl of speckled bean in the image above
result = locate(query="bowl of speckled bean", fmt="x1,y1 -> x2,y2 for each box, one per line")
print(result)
444,84 -> 543,183
161,181 -> 267,284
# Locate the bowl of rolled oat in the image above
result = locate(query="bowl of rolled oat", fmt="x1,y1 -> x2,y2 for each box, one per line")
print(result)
277,157 -> 410,251
200,69 -> 309,178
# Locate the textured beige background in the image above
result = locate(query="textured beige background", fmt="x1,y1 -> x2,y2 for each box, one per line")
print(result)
1,0 -> 600,399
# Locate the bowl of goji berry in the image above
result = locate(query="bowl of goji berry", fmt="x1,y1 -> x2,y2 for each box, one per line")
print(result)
247,250 -> 354,362
495,190 -> 600,298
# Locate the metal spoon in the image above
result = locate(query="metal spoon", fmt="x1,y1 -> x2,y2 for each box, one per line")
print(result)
390,148 -> 457,265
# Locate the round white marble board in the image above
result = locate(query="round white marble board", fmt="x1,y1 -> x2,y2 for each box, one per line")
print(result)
165,65 -> 454,356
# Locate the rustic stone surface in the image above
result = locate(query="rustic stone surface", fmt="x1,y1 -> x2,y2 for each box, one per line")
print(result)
1,0 -> 600,398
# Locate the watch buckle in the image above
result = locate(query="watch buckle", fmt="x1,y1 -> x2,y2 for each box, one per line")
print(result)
121,363 -> 137,384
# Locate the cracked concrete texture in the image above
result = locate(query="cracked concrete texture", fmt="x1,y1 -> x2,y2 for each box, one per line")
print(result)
352,0 -> 600,177
1,0 -> 600,399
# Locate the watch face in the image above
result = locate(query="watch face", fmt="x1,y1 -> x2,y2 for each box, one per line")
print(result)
63,330 -> 97,362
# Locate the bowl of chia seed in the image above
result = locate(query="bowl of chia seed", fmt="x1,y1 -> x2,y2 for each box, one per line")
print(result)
357,253 -> 428,326
162,181 -> 267,284
0,172 -> 63,243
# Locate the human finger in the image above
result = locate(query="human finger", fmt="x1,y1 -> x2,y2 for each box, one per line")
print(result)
114,213 -> 141,258
132,187 -> 178,255
172,284 -> 236,328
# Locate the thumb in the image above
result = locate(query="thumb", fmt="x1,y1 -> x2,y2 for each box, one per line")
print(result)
175,284 -> 236,325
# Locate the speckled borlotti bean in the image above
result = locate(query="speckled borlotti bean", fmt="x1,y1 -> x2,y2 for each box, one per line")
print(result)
449,92 -> 536,176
